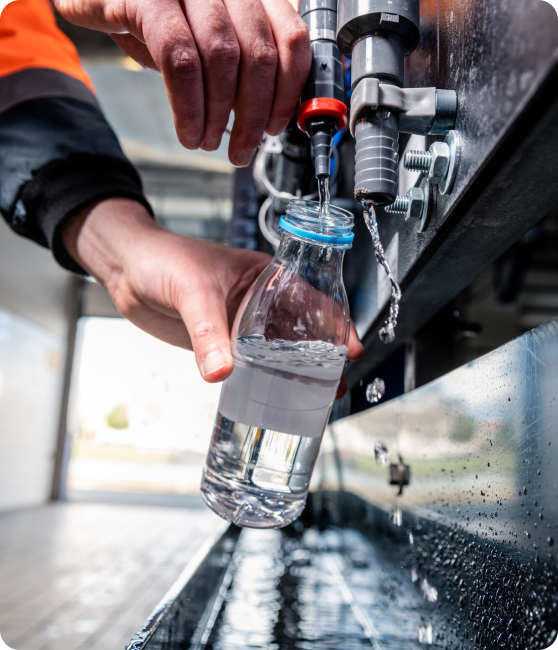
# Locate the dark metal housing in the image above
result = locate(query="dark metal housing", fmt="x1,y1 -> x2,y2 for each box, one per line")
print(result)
345,0 -> 558,387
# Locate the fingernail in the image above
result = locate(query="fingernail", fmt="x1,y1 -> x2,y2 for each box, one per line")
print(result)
233,149 -> 256,167
201,350 -> 229,378
202,137 -> 222,152
266,119 -> 287,136
184,135 -> 202,149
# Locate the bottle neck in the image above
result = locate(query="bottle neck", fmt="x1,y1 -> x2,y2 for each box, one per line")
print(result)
276,233 -> 346,275
281,199 -> 354,248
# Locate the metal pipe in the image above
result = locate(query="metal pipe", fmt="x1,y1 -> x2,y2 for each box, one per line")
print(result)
298,0 -> 346,181
337,0 -> 420,205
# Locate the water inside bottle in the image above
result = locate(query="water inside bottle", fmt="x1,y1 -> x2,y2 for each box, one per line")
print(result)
201,335 -> 347,529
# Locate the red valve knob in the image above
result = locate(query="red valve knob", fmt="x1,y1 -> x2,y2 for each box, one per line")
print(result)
297,98 -> 348,133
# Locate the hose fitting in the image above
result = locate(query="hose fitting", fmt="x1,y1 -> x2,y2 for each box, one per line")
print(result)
354,110 -> 399,206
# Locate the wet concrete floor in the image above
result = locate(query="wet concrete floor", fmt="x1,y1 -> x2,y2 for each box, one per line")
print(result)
0,502 -> 222,650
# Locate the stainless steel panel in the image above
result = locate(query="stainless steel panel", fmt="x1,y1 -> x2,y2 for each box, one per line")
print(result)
335,317 -> 558,555
329,317 -> 558,648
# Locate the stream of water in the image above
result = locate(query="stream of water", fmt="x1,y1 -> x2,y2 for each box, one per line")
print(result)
318,177 -> 330,216
362,203 -> 402,345
316,183 -> 398,401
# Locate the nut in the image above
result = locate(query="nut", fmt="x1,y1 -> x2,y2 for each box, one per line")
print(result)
406,187 -> 424,222
428,141 -> 451,185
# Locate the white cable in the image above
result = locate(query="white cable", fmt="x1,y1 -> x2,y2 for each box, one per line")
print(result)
259,145 -> 340,202
258,197 -> 281,249
257,144 -> 341,249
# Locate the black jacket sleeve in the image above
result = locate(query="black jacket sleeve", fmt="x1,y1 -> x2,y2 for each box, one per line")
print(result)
0,96 -> 153,274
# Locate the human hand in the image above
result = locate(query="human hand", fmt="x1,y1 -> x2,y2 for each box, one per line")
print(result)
62,199 -> 363,389
52,0 -> 311,167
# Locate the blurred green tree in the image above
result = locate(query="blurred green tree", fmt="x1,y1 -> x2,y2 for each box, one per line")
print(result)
107,404 -> 129,430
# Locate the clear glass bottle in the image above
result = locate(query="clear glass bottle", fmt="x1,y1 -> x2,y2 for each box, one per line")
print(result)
201,199 -> 354,528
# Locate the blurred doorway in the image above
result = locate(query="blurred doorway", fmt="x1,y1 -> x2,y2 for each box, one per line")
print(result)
66,318 -> 220,502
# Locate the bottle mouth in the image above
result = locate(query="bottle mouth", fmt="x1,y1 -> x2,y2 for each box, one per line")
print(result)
280,199 -> 354,247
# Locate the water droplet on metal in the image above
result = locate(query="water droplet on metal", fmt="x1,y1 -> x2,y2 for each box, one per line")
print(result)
366,378 -> 386,403
374,441 -> 390,465
420,578 -> 438,604
390,507 -> 402,527
418,623 -> 433,644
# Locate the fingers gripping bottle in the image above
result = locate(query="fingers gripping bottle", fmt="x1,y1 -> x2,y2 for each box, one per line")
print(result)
201,199 -> 354,528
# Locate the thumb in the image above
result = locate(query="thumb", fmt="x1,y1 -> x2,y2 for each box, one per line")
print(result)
347,319 -> 364,361
179,287 -> 234,383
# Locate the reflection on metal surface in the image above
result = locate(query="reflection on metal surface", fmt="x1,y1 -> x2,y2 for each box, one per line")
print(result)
328,318 -> 558,648
128,491 -> 558,650
333,317 -> 558,551
203,527 -> 447,650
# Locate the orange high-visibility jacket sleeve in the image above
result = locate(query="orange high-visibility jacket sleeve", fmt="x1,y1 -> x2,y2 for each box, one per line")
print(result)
0,0 -> 94,88
0,0 -> 152,274
0,0 -> 97,114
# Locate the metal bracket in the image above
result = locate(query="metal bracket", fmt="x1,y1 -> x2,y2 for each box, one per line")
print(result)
349,78 -> 457,138
389,455 -> 411,496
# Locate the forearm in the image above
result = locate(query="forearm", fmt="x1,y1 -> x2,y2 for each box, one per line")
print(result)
61,198 -> 159,291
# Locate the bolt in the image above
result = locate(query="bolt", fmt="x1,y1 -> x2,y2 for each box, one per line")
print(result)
406,187 -> 425,222
404,150 -> 431,173
429,141 -> 451,185
385,195 -> 410,214
405,141 -> 450,185
385,187 -> 424,223
404,132 -> 461,194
